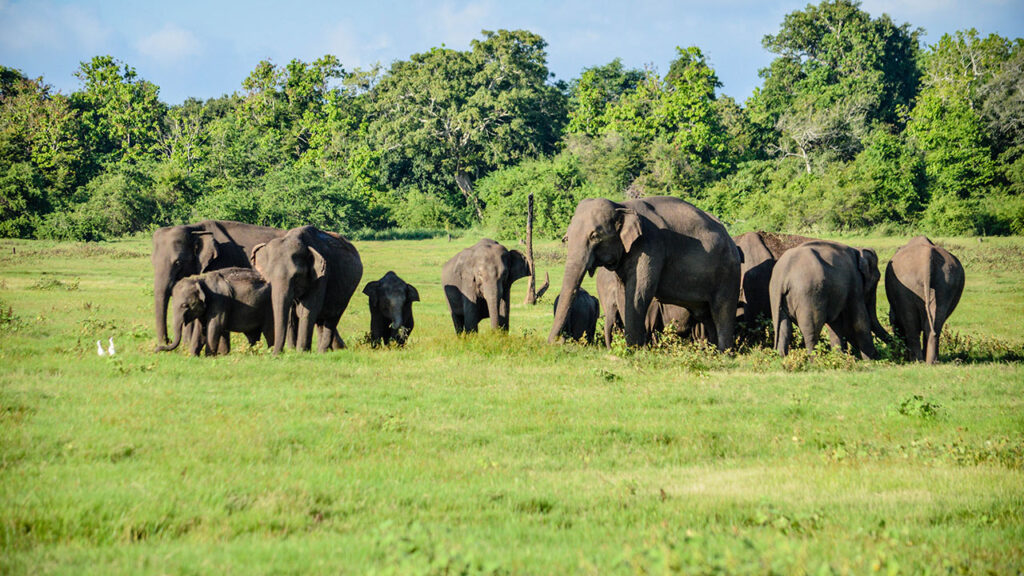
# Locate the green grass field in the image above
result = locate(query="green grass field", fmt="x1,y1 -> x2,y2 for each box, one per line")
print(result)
1,234 -> 1022,574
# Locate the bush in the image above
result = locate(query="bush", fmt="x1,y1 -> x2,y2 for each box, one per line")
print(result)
0,162 -> 45,238
385,188 -> 471,231
477,154 -> 604,240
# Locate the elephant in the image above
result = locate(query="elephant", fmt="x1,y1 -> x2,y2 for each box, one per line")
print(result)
885,236 -> 965,364
596,267 -> 706,347
550,197 -> 741,350
152,220 -> 283,347
733,231 -> 819,336
154,268 -> 273,356
552,287 -> 599,344
646,300 -> 708,343
251,226 -> 363,354
363,271 -> 419,346
769,240 -> 889,359
442,238 -> 531,333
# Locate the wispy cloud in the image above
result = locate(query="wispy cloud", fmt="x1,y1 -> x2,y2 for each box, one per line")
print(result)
136,24 -> 202,65
322,20 -> 391,70
433,0 -> 494,48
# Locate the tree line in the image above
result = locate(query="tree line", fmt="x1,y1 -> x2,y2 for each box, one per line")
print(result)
1,0 -> 1022,241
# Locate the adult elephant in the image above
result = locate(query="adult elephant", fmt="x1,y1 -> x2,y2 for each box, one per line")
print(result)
551,197 -> 741,350
885,236 -> 965,364
152,220 -> 283,345
251,226 -> 363,353
442,239 -> 532,333
733,231 -> 818,334
770,240 -> 889,359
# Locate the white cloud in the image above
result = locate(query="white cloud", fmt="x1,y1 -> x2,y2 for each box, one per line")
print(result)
434,0 -> 494,48
322,20 -> 391,69
136,24 -> 201,65
0,0 -> 109,53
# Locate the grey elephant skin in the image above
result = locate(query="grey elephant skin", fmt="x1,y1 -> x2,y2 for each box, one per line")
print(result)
552,287 -> 599,344
551,197 -> 740,350
155,268 -> 273,356
596,268 -> 705,347
442,239 -> 531,333
770,240 -> 889,359
733,231 -> 818,338
152,220 -> 283,346
885,236 -> 965,364
251,226 -> 363,353
363,271 -> 419,346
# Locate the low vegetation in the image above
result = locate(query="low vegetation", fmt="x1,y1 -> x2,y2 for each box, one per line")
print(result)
0,234 -> 1021,574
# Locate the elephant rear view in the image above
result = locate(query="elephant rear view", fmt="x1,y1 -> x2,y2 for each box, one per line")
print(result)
251,226 -> 363,353
885,236 -> 964,364
442,239 -> 531,333
733,231 -> 820,340
770,240 -> 889,359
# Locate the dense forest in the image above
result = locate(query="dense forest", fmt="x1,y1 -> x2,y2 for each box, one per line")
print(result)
1,0 -> 1022,241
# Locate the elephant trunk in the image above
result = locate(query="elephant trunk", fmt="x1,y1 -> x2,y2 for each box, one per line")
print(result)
483,283 -> 502,331
270,284 -> 292,355
155,308 -> 184,352
154,273 -> 173,344
549,246 -> 590,343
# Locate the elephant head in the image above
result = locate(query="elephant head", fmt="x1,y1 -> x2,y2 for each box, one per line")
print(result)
363,271 -> 419,345
251,233 -> 327,354
550,198 -> 642,343
155,277 -> 206,352
152,226 -> 219,344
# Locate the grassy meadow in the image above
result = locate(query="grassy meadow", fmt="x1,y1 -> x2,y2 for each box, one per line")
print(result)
0,233 -> 1022,574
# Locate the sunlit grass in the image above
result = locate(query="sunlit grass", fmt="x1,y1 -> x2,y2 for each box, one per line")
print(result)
0,234 -> 1022,574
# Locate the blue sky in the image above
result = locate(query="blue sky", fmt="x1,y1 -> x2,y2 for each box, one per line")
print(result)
1,0 -> 1022,105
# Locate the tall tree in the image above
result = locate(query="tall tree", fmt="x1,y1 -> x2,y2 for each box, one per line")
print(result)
747,0 -> 920,172
369,29 -> 565,220
566,58 -> 644,136
71,56 -> 165,165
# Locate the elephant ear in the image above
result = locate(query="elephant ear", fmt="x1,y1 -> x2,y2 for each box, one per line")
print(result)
362,281 -> 379,307
616,208 -> 642,253
193,232 -> 218,272
406,283 -> 420,302
250,243 -> 268,274
509,250 -> 531,282
308,246 -> 328,281
858,248 -> 879,286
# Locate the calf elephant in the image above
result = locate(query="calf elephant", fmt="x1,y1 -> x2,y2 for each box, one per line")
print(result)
552,197 -> 740,350
443,239 -> 532,333
363,271 -> 419,346
251,226 -> 363,354
152,220 -> 283,346
885,236 -> 965,364
552,287 -> 599,344
770,240 -> 889,359
155,268 -> 273,356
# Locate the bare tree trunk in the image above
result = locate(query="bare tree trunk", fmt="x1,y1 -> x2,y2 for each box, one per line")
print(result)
455,172 -> 484,221
524,193 -> 537,305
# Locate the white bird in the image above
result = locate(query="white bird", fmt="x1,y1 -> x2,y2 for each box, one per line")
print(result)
96,340 -> 106,356
107,337 -> 116,356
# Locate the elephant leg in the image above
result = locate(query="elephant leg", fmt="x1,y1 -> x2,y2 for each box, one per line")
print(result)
498,295 -> 511,331
826,324 -> 845,352
775,314 -> 792,357
189,321 -> 205,356
849,307 -> 878,360
462,300 -> 480,333
709,297 -> 736,352
286,307 -> 299,349
907,309 -> 926,362
206,320 -> 224,356
622,275 -> 653,347
218,334 -> 230,355
794,307 -> 825,354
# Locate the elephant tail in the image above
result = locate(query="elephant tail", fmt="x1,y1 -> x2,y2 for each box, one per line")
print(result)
924,252 -> 938,339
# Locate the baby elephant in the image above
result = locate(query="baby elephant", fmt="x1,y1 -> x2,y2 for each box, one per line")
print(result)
156,267 -> 273,356
770,240 -> 889,359
363,271 -> 419,346
552,287 -> 599,344
885,236 -> 965,364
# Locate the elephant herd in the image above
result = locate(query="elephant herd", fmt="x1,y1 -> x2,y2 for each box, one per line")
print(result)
153,197 -> 965,364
